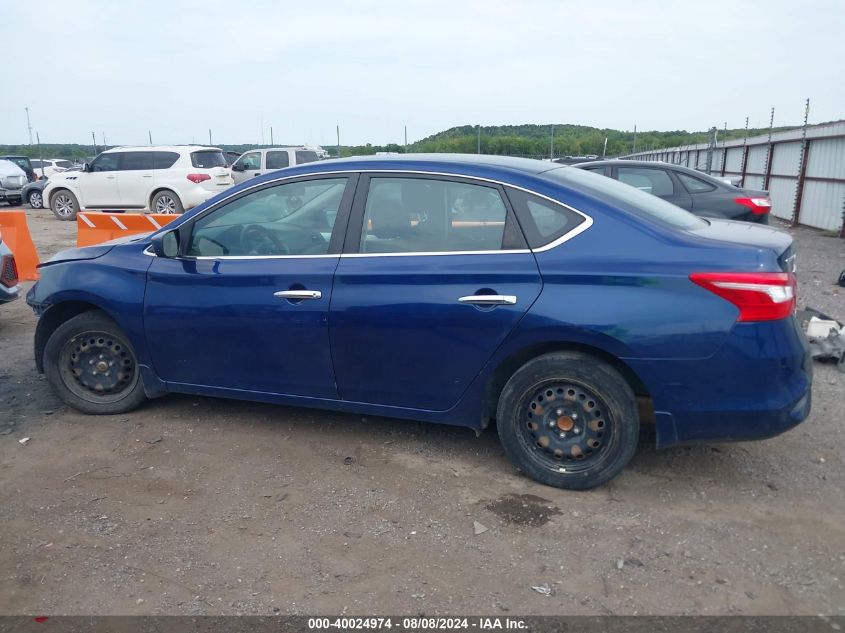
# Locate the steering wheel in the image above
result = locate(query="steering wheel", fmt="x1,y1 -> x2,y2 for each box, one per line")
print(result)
240,224 -> 289,256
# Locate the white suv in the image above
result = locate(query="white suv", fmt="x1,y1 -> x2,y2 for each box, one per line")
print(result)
43,146 -> 234,220
231,147 -> 320,184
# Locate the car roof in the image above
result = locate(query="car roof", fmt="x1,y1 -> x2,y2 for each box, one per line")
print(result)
293,153 -> 556,175
102,145 -> 222,154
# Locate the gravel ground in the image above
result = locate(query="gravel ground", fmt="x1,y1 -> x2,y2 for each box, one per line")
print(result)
1,207 -> 844,616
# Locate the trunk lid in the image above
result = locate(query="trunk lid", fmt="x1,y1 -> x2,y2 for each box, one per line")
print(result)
687,218 -> 795,272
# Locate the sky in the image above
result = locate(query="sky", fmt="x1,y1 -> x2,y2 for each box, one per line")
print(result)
3,0 -> 844,147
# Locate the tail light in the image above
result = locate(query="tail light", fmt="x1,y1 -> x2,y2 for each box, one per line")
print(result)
690,272 -> 796,322
734,197 -> 771,215
0,253 -> 18,288
187,173 -> 211,184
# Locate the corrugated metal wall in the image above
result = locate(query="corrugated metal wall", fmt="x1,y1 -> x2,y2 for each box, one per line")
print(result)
624,120 -> 845,235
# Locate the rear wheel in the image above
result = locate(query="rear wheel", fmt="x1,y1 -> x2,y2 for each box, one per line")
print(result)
43,311 -> 147,414
496,352 -> 639,490
151,190 -> 184,214
51,189 -> 79,220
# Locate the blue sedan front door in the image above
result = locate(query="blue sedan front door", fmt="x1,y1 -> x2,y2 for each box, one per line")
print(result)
144,175 -> 356,398
329,174 -> 542,411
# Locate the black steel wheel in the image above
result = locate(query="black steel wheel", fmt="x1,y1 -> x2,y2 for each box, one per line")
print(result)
44,311 -> 147,414
497,352 -> 639,490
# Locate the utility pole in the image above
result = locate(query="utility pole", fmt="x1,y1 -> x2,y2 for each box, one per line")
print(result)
102,132 -> 106,148
36,132 -> 45,179
477,125 -> 481,154
25,107 -> 33,145
92,131 -> 98,156
705,126 -> 716,174
208,129 -> 212,145
793,98 -> 811,226
763,107 -> 775,190
602,136 -> 608,158
336,125 -> 340,158
550,125 -> 554,160
404,125 -> 408,152
149,130 -> 153,145
270,126 -> 274,145
632,125 -> 638,154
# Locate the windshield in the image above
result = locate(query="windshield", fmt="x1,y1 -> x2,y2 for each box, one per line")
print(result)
543,166 -> 706,230
190,151 -> 227,169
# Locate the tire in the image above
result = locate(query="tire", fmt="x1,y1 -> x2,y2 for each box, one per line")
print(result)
151,190 -> 184,214
50,189 -> 79,220
43,310 -> 147,415
496,352 -> 639,490
28,190 -> 44,209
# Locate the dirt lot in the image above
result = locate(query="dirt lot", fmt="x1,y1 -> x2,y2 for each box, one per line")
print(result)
1,206 -> 844,616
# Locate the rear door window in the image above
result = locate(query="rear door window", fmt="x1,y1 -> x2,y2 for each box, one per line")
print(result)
294,150 -> 319,164
119,152 -> 154,170
617,167 -> 675,197
190,151 -> 227,169
357,177 -> 525,254
677,172 -> 717,193
266,151 -> 290,170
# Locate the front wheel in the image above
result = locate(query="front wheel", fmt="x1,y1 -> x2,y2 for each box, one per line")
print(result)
50,189 -> 79,220
28,190 -> 44,209
496,352 -> 639,490
43,311 -> 147,414
151,190 -> 184,214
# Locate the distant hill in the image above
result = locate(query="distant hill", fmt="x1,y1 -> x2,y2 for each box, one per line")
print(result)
0,122 -> 798,161
409,123 -> 795,157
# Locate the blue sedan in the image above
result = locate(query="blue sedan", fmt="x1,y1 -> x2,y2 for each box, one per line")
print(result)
26,155 -> 812,489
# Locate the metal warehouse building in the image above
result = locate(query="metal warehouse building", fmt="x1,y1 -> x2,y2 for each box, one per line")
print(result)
625,120 -> 845,236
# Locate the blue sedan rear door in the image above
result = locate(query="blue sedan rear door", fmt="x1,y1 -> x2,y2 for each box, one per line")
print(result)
329,174 -> 542,411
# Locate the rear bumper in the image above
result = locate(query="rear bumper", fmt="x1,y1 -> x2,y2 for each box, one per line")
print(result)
629,316 -> 812,447
182,182 -> 233,210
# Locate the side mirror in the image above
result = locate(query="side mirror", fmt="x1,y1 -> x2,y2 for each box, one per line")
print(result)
231,163 -> 244,172
150,229 -> 180,258
82,162 -> 91,172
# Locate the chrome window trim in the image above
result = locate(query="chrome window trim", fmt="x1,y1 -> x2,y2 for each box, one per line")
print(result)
144,168 -> 593,260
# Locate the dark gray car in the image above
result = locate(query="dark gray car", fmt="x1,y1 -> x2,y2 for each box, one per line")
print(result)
573,159 -> 772,224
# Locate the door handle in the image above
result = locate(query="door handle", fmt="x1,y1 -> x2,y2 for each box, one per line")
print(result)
142,174 -> 152,178
274,290 -> 322,300
458,294 -> 517,306
106,175 -> 115,179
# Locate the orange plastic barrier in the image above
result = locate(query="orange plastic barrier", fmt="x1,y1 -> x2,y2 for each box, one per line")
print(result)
77,213 -> 179,247
0,210 -> 40,281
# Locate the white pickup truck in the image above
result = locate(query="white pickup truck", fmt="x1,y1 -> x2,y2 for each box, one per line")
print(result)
231,147 -> 321,184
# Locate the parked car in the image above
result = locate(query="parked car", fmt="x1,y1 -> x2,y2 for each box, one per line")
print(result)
573,160 -> 772,223
26,155 -> 810,490
22,179 -> 48,208
0,234 -> 20,304
231,147 -> 320,184
42,146 -> 234,220
30,158 -> 74,179
0,155 -> 35,182
0,159 -> 27,206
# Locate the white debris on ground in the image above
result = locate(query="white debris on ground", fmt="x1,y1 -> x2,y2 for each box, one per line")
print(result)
800,311 -> 845,372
